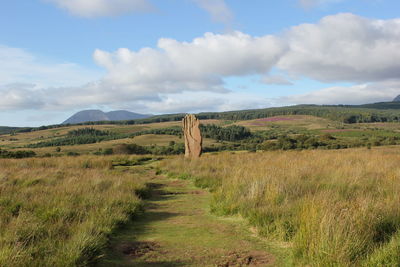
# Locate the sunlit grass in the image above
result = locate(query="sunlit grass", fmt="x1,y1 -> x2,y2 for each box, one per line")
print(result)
0,155 -> 148,266
162,148 -> 400,266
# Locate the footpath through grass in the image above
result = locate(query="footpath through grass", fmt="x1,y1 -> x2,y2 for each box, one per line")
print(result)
98,170 -> 291,266
161,150 -> 400,266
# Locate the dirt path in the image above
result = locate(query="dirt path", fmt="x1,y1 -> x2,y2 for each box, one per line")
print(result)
98,170 -> 290,266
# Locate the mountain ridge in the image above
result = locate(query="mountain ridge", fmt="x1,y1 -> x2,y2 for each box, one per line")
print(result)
62,110 -> 151,124
393,95 -> 400,102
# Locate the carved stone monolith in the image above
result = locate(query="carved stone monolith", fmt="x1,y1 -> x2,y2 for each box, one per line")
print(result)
182,114 -> 202,158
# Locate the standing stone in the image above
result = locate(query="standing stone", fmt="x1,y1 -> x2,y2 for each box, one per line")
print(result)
182,114 -> 202,158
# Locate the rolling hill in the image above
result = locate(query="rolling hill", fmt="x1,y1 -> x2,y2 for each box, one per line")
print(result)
62,110 -> 151,124
0,126 -> 21,135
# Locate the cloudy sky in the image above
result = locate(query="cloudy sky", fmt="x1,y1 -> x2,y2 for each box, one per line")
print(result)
1,0 -> 399,126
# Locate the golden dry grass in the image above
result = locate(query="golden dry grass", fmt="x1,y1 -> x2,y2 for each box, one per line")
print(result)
0,119 -> 225,154
8,134 -> 219,156
0,124 -> 155,149
0,155 -> 149,266
162,147 -> 400,266
234,115 -> 341,131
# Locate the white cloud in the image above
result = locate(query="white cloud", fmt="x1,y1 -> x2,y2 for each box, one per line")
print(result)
0,84 -> 44,111
2,13 -> 400,115
90,13 -> 400,104
93,31 -> 286,95
90,11 -> 400,109
44,0 -> 153,17
0,45 -> 101,87
278,13 -> 400,82
280,80 -> 400,105
0,45 -> 101,111
132,91 -> 271,114
40,31 -> 283,110
0,82 -> 268,114
193,0 -> 233,24
261,75 -> 293,85
90,13 -> 400,106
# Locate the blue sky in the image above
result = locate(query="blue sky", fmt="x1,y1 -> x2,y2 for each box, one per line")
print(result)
1,0 -> 400,126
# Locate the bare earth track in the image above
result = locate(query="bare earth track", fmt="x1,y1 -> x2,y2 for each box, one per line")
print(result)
97,168 -> 288,266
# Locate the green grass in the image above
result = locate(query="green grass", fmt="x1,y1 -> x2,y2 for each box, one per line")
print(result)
235,115 -> 341,132
0,120 -> 223,156
0,155 -> 150,266
325,129 -> 400,138
5,115 -> 400,157
99,173 -> 291,266
161,148 -> 400,266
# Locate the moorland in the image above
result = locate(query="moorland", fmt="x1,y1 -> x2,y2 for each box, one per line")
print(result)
2,103 -> 400,266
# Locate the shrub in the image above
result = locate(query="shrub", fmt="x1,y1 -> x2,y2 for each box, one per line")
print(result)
102,148 -> 113,155
114,144 -> 149,155
0,149 -> 36,159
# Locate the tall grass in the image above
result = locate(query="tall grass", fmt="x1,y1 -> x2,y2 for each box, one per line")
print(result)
0,155 -> 147,267
162,148 -> 400,266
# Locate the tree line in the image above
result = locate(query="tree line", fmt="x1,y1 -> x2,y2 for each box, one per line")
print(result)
14,103 -> 400,135
26,124 -> 253,149
0,149 -> 36,158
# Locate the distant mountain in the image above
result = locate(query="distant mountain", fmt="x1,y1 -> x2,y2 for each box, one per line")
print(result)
62,110 -> 152,124
393,95 -> 400,102
106,110 -> 149,121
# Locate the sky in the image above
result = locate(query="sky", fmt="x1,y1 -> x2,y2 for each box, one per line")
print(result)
1,0 -> 400,126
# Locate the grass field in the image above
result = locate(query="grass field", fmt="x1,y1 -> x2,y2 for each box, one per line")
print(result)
0,155 -> 150,267
0,119 -> 225,156
99,171 -> 291,266
3,116 -> 400,265
3,148 -> 400,266
8,134 -> 220,157
234,115 -> 342,131
0,154 -> 292,267
162,147 -> 400,266
0,123 -> 173,149
3,116 -> 400,154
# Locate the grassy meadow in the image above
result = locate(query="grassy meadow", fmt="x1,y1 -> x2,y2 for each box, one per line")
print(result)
0,155 -> 150,267
162,148 -> 400,266
0,119 -> 224,157
3,115 -> 400,265
3,115 -> 400,158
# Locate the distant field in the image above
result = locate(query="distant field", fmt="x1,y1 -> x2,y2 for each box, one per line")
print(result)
8,135 -> 220,156
356,122 -> 400,131
3,115 -> 400,156
234,115 -> 341,131
0,123 -> 169,148
0,119 -> 225,156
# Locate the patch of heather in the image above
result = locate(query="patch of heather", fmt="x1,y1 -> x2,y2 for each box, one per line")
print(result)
321,129 -> 355,133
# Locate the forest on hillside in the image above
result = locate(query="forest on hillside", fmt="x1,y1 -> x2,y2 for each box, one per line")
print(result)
13,103 -> 400,134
